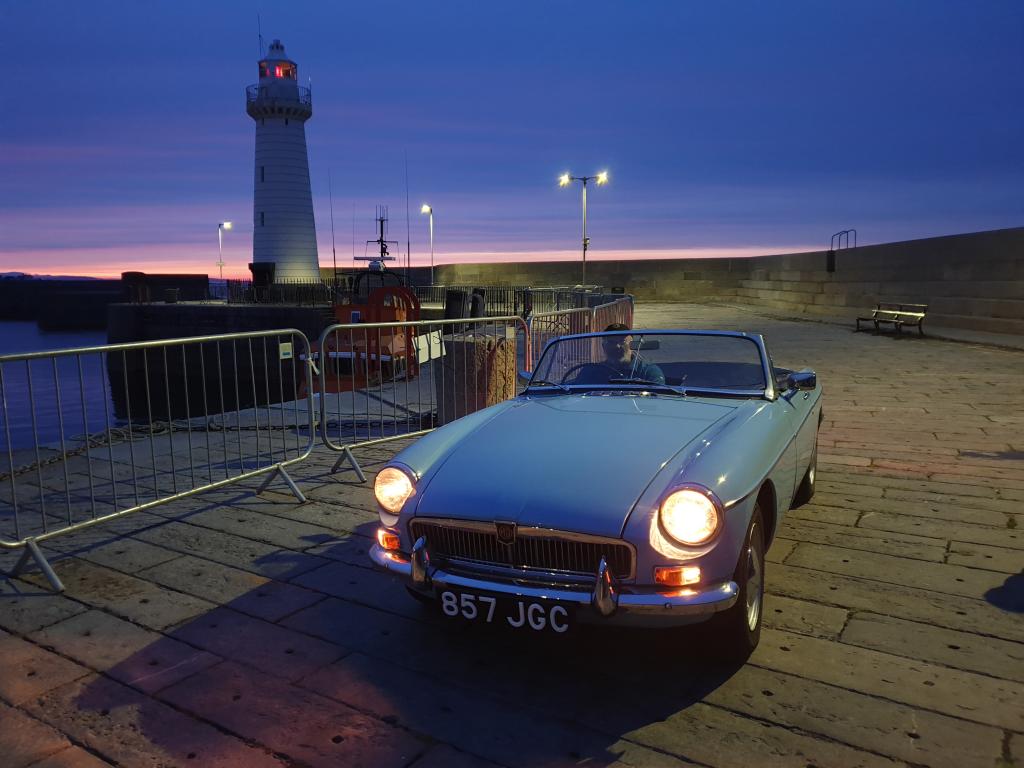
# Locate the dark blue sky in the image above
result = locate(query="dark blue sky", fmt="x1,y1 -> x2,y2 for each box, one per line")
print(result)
2,1 -> 1022,275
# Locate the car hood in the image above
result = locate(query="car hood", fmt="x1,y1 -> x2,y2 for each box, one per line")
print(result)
414,393 -> 739,538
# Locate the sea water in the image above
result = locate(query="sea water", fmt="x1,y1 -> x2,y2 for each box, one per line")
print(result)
0,322 -> 112,453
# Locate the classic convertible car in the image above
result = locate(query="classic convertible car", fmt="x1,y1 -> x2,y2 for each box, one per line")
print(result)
370,329 -> 821,657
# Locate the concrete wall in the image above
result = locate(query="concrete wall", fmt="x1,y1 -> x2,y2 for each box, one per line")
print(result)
434,227 -> 1024,335
107,303 -> 332,345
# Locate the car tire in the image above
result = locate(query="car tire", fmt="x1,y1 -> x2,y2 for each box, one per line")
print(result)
709,504 -> 765,661
792,437 -> 817,507
405,585 -> 435,605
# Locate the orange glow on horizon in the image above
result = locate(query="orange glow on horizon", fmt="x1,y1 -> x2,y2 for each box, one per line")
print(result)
0,244 -> 821,279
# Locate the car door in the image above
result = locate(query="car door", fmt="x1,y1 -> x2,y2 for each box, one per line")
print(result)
768,392 -> 801,509
775,365 -> 820,500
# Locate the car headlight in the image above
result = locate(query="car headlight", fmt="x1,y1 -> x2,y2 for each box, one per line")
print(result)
659,487 -> 722,546
374,467 -> 415,514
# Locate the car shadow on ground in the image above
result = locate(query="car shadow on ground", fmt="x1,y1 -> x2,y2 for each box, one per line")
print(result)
50,519 -> 751,767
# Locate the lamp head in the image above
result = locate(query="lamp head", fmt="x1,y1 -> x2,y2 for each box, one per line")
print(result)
220,221 -> 233,230
596,171 -> 609,185
558,173 -> 572,187
420,204 -> 432,215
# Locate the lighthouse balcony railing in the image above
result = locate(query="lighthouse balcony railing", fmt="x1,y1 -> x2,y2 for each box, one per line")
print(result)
246,84 -> 312,106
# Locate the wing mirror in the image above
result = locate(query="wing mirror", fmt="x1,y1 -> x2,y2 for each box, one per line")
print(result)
787,370 -> 817,391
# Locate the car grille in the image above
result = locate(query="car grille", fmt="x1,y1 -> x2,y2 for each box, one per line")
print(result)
408,519 -> 634,580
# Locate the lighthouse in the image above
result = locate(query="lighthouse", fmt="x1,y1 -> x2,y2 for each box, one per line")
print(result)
245,39 -> 320,282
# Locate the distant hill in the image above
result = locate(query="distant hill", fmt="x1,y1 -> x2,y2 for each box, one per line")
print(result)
1,272 -> 101,281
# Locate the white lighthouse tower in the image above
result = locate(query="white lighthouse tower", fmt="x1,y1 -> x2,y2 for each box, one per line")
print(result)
246,39 -> 320,282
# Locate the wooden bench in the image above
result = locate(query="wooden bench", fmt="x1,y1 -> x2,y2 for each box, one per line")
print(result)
856,302 -> 928,336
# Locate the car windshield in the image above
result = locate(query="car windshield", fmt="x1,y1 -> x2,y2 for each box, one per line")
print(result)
528,332 -> 767,395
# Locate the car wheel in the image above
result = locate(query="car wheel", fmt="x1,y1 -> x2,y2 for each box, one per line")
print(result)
709,504 -> 765,661
792,437 -> 817,507
405,585 -> 435,605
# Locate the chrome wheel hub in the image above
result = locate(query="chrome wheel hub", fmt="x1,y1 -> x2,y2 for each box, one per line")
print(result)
745,523 -> 763,632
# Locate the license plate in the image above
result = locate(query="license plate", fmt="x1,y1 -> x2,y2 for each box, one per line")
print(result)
439,589 -> 573,633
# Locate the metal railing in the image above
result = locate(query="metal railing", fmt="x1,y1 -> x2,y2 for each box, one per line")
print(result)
245,83 -> 313,106
315,316 -> 530,480
0,329 -> 316,591
830,229 -> 858,251
407,285 -> 530,317
525,286 -> 606,315
223,278 -> 342,306
215,280 -> 624,317
407,284 -> 615,317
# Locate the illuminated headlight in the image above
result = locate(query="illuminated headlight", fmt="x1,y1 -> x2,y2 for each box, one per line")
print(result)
374,467 -> 415,514
659,487 -> 722,546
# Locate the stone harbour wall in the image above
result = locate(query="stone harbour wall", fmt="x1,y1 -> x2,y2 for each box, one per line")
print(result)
435,226 -> 1024,336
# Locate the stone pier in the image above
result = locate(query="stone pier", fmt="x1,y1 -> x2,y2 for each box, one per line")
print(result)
1,302 -> 1021,768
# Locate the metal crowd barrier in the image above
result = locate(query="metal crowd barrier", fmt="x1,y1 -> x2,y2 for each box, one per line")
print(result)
527,296 -> 635,365
592,295 -> 635,331
0,329 -> 316,591
527,308 -> 595,369
315,316 -> 529,481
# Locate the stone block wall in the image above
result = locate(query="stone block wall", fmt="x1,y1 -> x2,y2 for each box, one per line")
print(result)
735,228 -> 1024,334
434,227 -> 1024,335
433,258 -> 743,302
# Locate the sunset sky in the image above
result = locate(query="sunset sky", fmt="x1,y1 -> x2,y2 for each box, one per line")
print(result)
2,1 -> 1022,278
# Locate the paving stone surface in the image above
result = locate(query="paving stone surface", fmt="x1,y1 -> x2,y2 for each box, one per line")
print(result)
0,701 -> 74,768
0,628 -> 91,705
2,302 -> 1022,767
20,745 -> 115,768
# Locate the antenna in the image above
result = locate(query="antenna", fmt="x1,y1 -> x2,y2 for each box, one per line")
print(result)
355,206 -> 398,266
257,14 -> 264,57
404,151 -> 411,284
328,169 -> 337,282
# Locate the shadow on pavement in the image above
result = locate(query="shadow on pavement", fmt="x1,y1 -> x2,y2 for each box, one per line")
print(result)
58,523 -> 747,767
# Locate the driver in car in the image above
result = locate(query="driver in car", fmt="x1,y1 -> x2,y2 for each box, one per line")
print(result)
567,323 -> 666,385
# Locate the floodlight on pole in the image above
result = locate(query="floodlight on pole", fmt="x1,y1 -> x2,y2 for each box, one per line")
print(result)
557,171 -> 609,285
420,204 -> 434,285
216,221 -> 233,280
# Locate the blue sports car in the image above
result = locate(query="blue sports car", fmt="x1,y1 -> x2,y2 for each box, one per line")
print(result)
370,329 -> 821,657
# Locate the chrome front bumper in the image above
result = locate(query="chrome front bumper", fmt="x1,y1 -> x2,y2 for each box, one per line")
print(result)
370,537 -> 739,626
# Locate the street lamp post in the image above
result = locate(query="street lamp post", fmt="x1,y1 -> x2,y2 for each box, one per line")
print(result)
216,221 -> 233,280
558,171 -> 608,286
420,204 -> 434,285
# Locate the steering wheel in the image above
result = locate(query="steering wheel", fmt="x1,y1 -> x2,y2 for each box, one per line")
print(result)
560,362 -> 622,384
